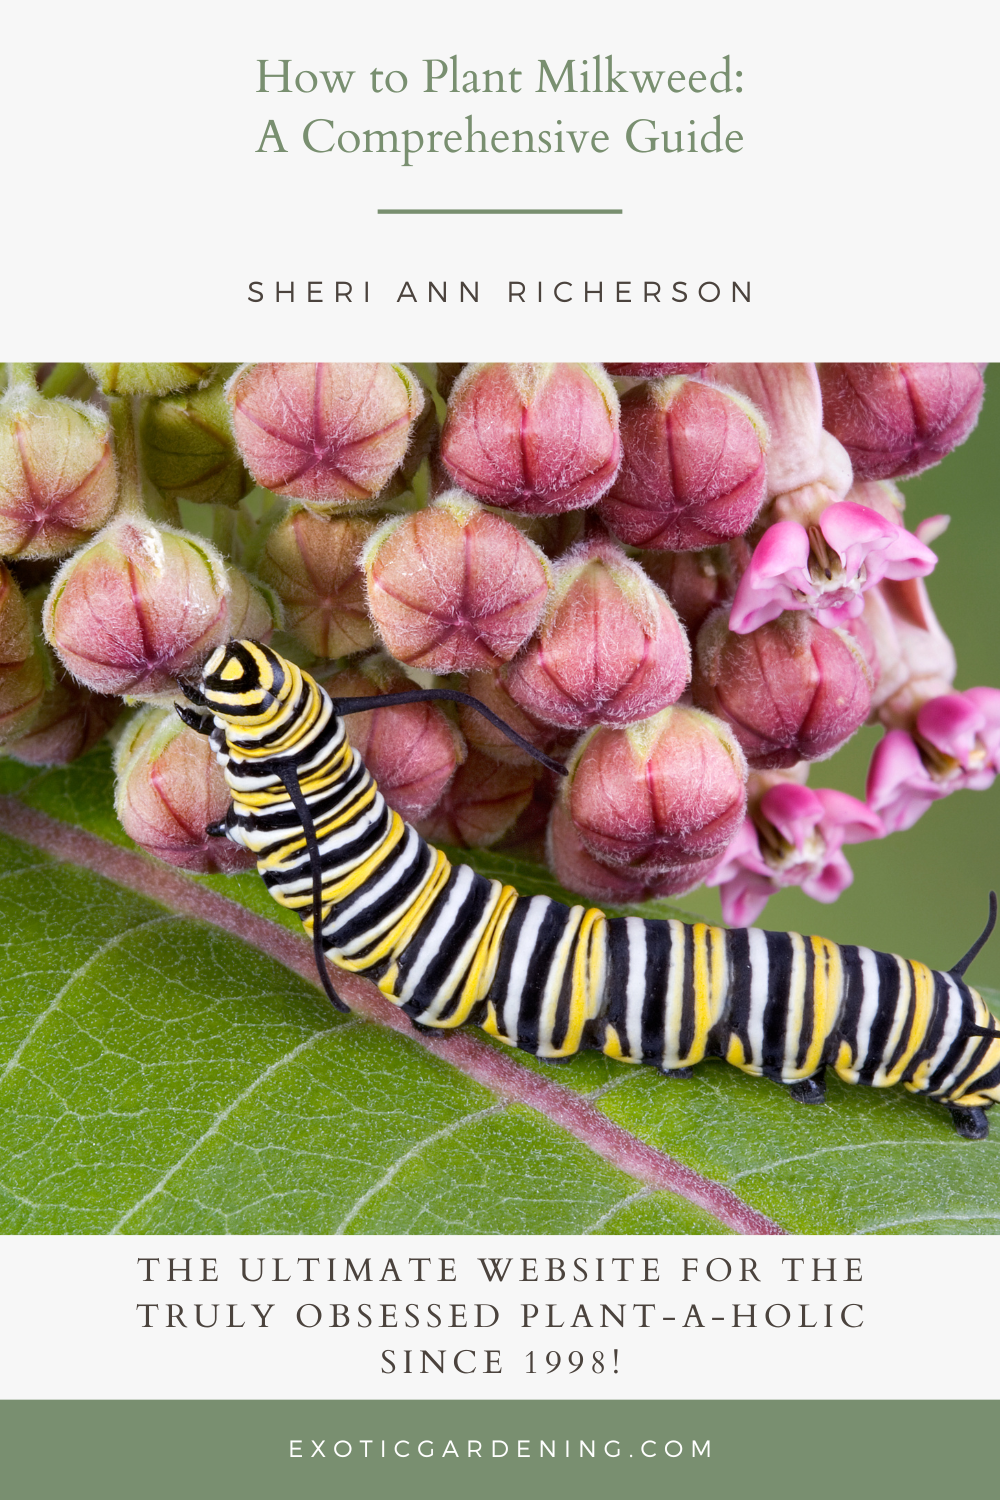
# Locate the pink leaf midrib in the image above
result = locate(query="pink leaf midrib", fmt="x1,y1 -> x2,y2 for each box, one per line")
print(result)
0,796 -> 784,1236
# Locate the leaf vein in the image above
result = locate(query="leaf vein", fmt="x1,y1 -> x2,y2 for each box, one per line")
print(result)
335,1103 -> 507,1232
0,915 -> 176,1084
109,1019 -> 360,1232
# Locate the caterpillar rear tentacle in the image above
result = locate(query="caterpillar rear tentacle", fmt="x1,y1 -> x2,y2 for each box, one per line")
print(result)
183,641 -> 1000,1141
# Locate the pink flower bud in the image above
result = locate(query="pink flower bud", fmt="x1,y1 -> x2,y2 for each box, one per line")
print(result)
88,364 -> 217,397
257,509 -> 376,658
861,577 -> 955,720
43,517 -> 230,697
415,747 -> 537,848
867,688 -> 1000,833
321,659 -> 465,823
439,363 -> 621,515
639,541 -> 747,638
506,537 -> 690,728
114,706 -> 256,873
0,565 -> 46,743
6,668 -> 121,766
457,669 -> 559,767
693,608 -> 872,769
564,708 -> 747,872
597,376 -> 767,550
0,386 -> 116,560
817,363 -> 985,479
227,362 -> 425,506
704,363 -> 846,498
363,493 -> 551,672
603,363 -> 707,378
498,776 -> 557,854
708,778 -> 882,925
140,378 -> 251,506
728,502 -> 936,635
547,800 -> 718,903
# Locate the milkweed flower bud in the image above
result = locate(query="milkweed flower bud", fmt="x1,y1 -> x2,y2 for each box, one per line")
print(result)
0,565 -> 45,743
225,568 -> 280,644
113,706 -> 256,873
728,501 -> 937,634
703,362 -> 854,499
0,385 -> 116,559
257,509 -> 375,658
708,778 -> 883,925
603,363 -> 707,378
140,378 -> 251,506
457,669 -> 558,767
598,376 -> 767,550
638,541 -> 747,638
43,517 -> 230,697
506,537 -> 690,728
862,576 -> 955,720
226,362 -> 425,507
88,364 -> 216,397
547,800 -> 720,903
6,669 -> 120,765
817,363 -> 985,479
416,748 -> 537,848
867,688 -> 1000,833
321,658 -> 465,823
564,707 -> 747,872
363,492 -> 551,671
693,608 -> 873,770
439,362 -> 621,515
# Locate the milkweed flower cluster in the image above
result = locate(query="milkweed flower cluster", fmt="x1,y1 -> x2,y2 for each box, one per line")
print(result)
0,359 -> 991,923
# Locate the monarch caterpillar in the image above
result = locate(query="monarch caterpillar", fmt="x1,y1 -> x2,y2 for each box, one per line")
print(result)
178,639 -> 1000,1141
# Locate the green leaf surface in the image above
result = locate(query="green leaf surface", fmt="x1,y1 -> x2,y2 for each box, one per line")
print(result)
1,746 -> 998,1235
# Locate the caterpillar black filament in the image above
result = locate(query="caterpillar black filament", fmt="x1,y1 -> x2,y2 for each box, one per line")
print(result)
178,639 -> 1000,1140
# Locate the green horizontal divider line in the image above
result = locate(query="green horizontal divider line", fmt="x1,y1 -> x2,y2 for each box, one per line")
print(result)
377,208 -> 623,215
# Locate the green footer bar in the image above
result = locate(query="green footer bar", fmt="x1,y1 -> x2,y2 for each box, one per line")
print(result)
3,1400 -> 994,1500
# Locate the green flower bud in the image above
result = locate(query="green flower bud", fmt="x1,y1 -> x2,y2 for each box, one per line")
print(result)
0,564 -> 46,743
87,364 -> 216,397
140,377 -> 251,505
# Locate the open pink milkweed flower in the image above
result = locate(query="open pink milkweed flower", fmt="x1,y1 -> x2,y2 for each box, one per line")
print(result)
729,500 -> 937,635
708,779 -> 883,926
867,687 -> 1000,833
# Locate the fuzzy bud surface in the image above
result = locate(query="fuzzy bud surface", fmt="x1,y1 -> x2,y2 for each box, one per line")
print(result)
0,386 -> 116,559
416,747 -> 537,847
507,537 -> 689,727
598,376 -> 767,549
141,379 -> 251,506
817,363 -> 985,479
227,362 -> 424,506
0,565 -> 46,743
258,510 -> 375,658
564,707 -> 747,872
43,517 -> 230,697
114,707 -> 255,872
363,492 -> 550,671
693,608 -> 872,769
439,362 -> 621,515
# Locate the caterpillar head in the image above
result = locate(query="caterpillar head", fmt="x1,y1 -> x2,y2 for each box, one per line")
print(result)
183,639 -> 297,727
